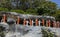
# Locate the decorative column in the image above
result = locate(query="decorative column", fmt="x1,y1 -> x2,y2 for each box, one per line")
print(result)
3,14 -> 6,22
26,20 -> 29,26
42,19 -> 44,26
46,20 -> 51,27
38,20 -> 41,26
52,21 -> 56,28
23,19 -> 26,26
56,21 -> 60,28
29,19 -> 33,26
59,23 -> 60,28
46,20 -> 48,27
17,16 -> 20,24
35,19 -> 38,26
48,20 -> 51,27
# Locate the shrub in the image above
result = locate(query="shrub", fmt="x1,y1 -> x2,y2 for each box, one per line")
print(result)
41,28 -> 57,37
0,7 -> 8,11
10,9 -> 26,14
26,9 -> 38,15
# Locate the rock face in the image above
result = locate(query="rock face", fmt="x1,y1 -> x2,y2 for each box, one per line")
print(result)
5,25 -> 60,37
5,25 -> 42,37
0,12 -> 60,37
0,22 -> 59,37
7,18 -> 16,24
0,22 -> 9,30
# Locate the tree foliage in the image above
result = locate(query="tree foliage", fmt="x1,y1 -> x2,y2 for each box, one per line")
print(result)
0,7 -> 8,11
26,8 -> 38,15
11,9 -> 25,14
0,0 -> 60,21
53,9 -> 60,21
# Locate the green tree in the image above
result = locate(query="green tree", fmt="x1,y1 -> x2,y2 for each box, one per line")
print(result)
0,0 -> 12,10
11,9 -> 26,14
26,8 -> 37,15
53,9 -> 60,21
0,0 -> 58,16
0,7 -> 8,11
37,1 -> 57,15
